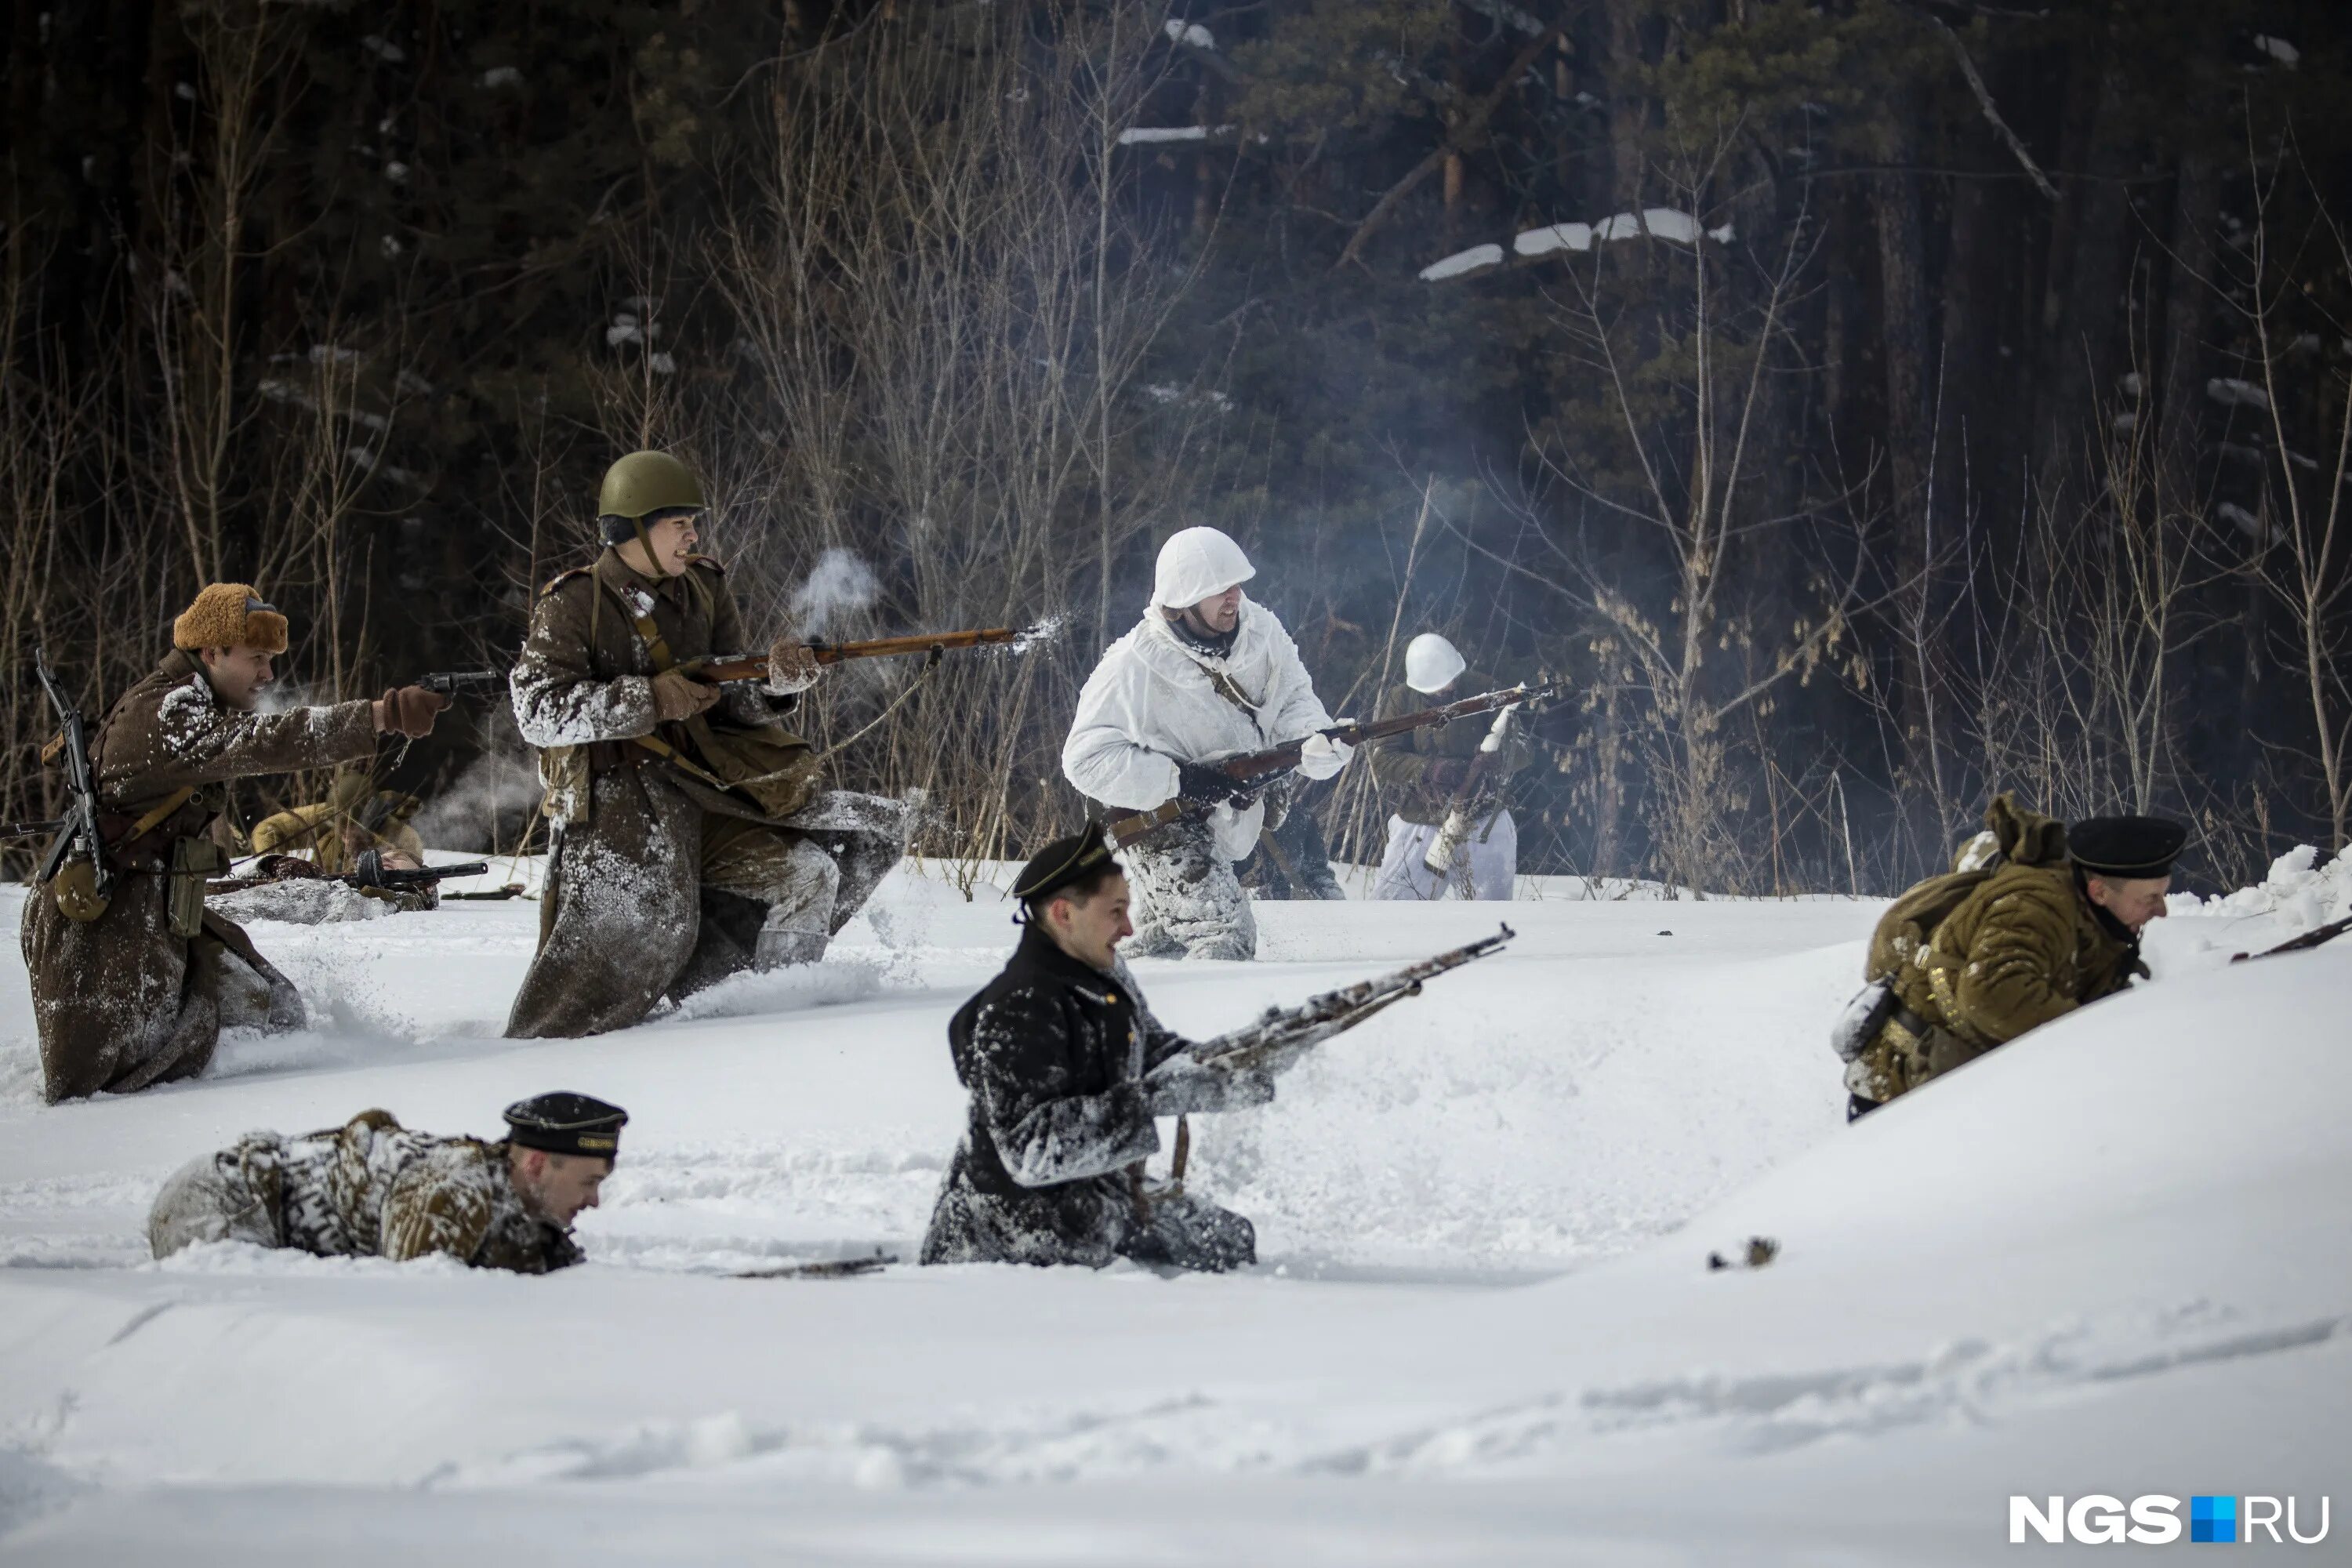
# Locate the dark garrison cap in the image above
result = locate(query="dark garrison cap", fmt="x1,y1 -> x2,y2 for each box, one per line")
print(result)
1012,830 -> 1119,907
503,1091 -> 629,1157
2067,815 -> 2188,879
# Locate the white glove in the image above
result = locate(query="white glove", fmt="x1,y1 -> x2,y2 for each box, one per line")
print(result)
1295,731 -> 1352,781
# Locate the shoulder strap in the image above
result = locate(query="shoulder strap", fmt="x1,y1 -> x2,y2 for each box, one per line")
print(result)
594,575 -> 677,673
126,786 -> 198,840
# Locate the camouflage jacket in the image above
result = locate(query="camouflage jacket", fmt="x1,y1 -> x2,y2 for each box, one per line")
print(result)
226,1109 -> 582,1272
250,794 -> 426,874
1849,798 -> 2142,1102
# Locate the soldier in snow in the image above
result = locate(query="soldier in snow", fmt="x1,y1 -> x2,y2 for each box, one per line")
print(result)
147,1092 -> 626,1274
19,584 -> 449,1102
503,450 -> 912,1038
237,771 -> 441,914
1062,527 -> 1352,960
1368,633 -> 1529,902
1841,797 -> 2183,1117
920,833 -> 1287,1272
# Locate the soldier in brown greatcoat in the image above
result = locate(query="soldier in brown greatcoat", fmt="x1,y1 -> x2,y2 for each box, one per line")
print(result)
503,451 -> 912,1039
19,585 -> 448,1102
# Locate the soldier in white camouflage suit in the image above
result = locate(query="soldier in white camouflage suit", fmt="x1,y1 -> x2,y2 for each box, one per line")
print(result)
146,1092 -> 626,1274
1062,528 -> 1352,960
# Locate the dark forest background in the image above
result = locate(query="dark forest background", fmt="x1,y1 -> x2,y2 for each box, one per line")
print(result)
5,0 -> 2349,895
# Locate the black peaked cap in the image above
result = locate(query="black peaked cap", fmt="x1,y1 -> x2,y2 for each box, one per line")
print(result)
1013,831 -> 1117,906
504,1091 -> 629,1156
2067,815 -> 2188,879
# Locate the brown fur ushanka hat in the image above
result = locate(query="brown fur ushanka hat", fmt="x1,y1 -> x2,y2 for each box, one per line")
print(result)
172,583 -> 289,655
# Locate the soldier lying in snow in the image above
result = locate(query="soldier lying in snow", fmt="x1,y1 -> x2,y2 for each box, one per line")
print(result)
1839,796 -> 2183,1118
19,585 -> 448,1102
147,1092 -> 626,1274
231,772 -> 442,916
921,833 -> 1302,1273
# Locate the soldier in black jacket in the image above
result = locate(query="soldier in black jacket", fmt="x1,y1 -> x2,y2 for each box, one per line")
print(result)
920,833 -> 1279,1272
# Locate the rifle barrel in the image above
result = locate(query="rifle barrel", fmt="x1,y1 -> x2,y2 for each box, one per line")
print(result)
694,626 -> 1025,683
1107,681 -> 1559,847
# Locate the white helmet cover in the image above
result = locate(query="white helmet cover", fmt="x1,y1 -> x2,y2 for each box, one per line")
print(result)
1152,526 -> 1256,610
1404,632 -> 1468,694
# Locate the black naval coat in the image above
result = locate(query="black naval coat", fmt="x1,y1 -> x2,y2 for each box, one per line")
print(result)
919,924 -> 1255,1271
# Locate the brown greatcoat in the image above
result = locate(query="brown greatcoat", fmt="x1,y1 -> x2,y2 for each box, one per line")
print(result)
1848,797 -> 2143,1104
504,549 -> 907,1039
20,651 -> 379,1102
1365,672 -> 1527,826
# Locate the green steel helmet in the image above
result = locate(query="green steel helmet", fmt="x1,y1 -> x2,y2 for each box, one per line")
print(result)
596,449 -> 705,523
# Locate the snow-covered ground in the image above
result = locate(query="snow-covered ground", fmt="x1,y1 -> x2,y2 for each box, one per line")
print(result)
0,851 -> 2344,1564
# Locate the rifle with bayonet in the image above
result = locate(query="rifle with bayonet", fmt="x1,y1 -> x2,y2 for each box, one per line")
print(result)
26,648 -> 115,918
205,850 -> 488,897
1105,678 -> 1564,850
1189,923 -> 1516,1073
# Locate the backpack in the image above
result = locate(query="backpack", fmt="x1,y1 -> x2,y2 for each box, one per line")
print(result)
1830,795 -> 2068,1063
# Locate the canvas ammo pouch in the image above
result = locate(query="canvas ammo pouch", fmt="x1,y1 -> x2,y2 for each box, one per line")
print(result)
168,835 -> 225,938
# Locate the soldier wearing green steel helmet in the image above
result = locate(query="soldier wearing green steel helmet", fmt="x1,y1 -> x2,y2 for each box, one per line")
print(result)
502,450 -> 913,1038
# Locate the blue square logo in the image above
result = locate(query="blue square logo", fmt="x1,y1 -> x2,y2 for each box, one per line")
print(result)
2190,1495 -> 2238,1544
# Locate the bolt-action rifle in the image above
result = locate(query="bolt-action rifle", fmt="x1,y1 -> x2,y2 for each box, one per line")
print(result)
683,623 -> 1049,684
1105,679 -> 1563,850
1189,923 -> 1516,1073
2230,914 -> 2352,963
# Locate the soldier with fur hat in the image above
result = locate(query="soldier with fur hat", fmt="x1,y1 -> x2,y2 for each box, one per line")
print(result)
146,1091 -> 626,1273
502,450 -> 913,1039
19,585 -> 449,1101
1842,797 -> 2187,1114
919,833 -> 1274,1272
